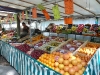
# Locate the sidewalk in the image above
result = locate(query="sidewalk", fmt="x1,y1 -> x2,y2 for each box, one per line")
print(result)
0,56 -> 19,75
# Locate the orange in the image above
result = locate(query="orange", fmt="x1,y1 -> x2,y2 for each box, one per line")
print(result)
48,62 -> 52,65
58,57 -> 64,64
55,67 -> 60,72
51,63 -> 54,67
56,52 -> 60,56
58,64 -> 64,70
52,52 -> 56,54
45,60 -> 48,64
51,59 -> 55,63
64,72 -> 70,75
68,64 -> 73,68
54,62 -> 59,67
59,54 -> 63,58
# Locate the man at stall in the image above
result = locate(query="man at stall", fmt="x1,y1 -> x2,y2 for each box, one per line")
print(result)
20,22 -> 29,38
45,23 -> 55,32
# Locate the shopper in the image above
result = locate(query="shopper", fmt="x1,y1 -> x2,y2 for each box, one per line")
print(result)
20,22 -> 29,38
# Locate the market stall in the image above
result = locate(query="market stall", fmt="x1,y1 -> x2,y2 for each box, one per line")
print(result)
0,35 -> 100,75
0,41 -> 61,75
0,0 -> 100,75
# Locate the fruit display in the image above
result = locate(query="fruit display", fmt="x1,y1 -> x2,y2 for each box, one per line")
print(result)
24,34 -> 45,45
33,36 -> 57,48
49,41 -> 61,47
75,42 -> 100,63
78,47 -> 96,55
56,40 -> 84,54
71,26 -> 77,32
45,36 -> 57,40
75,47 -> 97,63
6,35 -> 100,75
1,32 -> 15,40
67,40 -> 84,47
66,29 -> 72,34
38,52 -> 86,75
15,44 -> 31,53
38,53 -> 56,69
86,42 -> 100,49
34,40 -> 47,48
54,37 -> 67,42
40,45 -> 55,53
31,49 -> 47,59
1,34 -> 10,41
38,40 -> 62,53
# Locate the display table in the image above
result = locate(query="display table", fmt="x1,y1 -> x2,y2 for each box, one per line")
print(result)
0,41 -> 60,75
0,41 -> 100,75
83,48 -> 100,75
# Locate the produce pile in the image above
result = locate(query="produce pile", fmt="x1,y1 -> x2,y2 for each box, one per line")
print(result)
38,52 -> 86,75
48,24 -> 99,36
1,32 -> 14,39
56,40 -> 84,54
38,41 -> 62,53
75,42 -> 100,63
34,40 -> 47,48
49,42 -> 60,47
39,45 -> 55,53
55,37 -> 67,42
86,42 -> 100,49
15,44 -> 31,53
75,47 -> 96,63
9,35 -> 100,75
33,36 -> 57,48
24,34 -> 45,45
46,36 -> 57,40
31,49 -> 47,59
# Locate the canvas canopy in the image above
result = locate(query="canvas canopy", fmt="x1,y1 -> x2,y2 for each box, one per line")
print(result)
0,0 -> 100,19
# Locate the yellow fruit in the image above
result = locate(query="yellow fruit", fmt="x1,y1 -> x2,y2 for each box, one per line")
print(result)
54,62 -> 59,67
58,64 -> 64,70
55,67 -> 60,72
58,57 -> 64,64
64,72 -> 70,75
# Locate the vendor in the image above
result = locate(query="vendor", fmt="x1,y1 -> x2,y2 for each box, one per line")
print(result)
0,24 -> 2,36
45,23 -> 55,32
20,22 -> 29,38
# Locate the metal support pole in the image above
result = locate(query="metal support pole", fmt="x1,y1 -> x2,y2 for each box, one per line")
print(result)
75,34 -> 76,40
29,8 -> 32,45
17,14 -> 20,37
